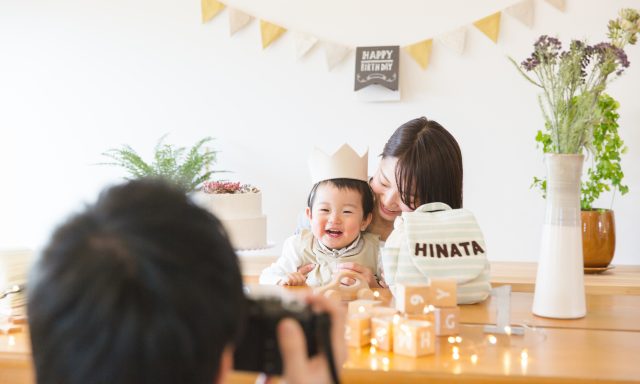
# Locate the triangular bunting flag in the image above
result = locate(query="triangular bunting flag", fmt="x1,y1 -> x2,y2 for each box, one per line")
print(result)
293,32 -> 318,59
473,12 -> 501,43
544,0 -> 566,12
260,20 -> 286,49
404,39 -> 433,70
323,42 -> 351,71
436,27 -> 467,56
505,0 -> 534,28
228,8 -> 253,36
201,0 -> 225,23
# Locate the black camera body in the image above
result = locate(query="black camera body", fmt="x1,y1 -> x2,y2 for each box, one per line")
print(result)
233,291 -> 331,375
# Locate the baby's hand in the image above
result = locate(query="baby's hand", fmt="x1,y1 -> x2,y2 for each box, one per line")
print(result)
280,272 -> 308,286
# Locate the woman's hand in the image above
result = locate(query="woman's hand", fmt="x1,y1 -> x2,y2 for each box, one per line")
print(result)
276,294 -> 346,384
337,262 -> 379,288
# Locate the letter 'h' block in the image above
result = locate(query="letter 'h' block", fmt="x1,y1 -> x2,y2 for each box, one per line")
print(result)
393,319 -> 435,357
395,284 -> 430,314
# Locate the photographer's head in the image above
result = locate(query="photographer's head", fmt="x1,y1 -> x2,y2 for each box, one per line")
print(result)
28,178 -> 244,384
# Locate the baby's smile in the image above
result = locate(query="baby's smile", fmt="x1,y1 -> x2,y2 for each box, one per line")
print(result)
325,228 -> 343,238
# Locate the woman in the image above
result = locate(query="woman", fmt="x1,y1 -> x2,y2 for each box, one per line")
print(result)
339,116 -> 464,286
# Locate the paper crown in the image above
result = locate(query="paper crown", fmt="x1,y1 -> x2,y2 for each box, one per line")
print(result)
309,144 -> 368,184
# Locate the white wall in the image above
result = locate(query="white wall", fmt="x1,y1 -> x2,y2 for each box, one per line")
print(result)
1,0 -> 639,265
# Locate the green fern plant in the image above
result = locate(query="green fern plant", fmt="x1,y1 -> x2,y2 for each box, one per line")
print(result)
101,135 -> 221,192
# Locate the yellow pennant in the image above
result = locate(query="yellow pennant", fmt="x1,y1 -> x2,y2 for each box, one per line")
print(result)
201,0 -> 225,23
260,20 -> 286,49
473,12 -> 501,43
405,39 -> 433,70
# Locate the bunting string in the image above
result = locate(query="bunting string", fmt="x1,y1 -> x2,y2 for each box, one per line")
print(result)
201,0 -> 565,71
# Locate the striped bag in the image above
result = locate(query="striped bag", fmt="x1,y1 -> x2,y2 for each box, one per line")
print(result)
381,202 -> 491,304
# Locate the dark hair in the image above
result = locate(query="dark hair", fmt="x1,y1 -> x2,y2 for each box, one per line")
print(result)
382,116 -> 463,209
28,178 -> 244,384
307,178 -> 374,218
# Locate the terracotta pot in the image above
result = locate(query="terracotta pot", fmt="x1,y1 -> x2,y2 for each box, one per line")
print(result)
581,209 -> 616,268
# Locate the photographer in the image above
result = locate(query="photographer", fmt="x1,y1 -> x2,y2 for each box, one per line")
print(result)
27,179 -> 345,384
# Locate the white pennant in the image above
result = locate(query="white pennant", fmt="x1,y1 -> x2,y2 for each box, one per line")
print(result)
228,8 -> 253,36
323,42 -> 351,71
544,0 -> 566,12
293,32 -> 318,59
506,0 -> 534,28
436,27 -> 467,56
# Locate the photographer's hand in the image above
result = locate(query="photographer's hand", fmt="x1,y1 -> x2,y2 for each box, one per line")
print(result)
277,294 -> 346,384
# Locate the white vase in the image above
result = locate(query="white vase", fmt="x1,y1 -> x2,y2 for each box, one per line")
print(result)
532,154 -> 586,319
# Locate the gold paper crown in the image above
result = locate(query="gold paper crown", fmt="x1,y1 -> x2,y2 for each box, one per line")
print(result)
309,144 -> 368,184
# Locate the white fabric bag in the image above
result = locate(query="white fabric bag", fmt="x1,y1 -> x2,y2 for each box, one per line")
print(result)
381,202 -> 491,304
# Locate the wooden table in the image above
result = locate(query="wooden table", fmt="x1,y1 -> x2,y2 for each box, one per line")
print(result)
490,262 -> 640,295
3,291 -> 640,384
239,253 -> 640,296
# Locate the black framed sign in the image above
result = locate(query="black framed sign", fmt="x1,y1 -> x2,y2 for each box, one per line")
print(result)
354,46 -> 399,91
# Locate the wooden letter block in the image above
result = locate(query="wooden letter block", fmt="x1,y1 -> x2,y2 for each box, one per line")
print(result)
347,299 -> 381,315
428,279 -> 457,307
395,284 -> 430,314
345,314 -> 371,348
393,320 -> 435,357
433,306 -> 460,336
371,317 -> 394,351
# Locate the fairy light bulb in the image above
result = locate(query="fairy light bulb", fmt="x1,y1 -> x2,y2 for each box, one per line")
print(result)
358,306 -> 365,313
488,334 -> 497,345
373,291 -> 380,298
393,314 -> 401,325
504,325 -> 512,335
471,354 -> 479,365
448,336 -> 456,344
455,336 -> 462,343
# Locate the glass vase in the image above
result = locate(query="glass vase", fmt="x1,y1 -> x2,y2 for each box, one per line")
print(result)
532,154 -> 586,319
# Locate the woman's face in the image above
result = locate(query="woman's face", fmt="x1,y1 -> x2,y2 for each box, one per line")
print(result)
370,157 -> 414,222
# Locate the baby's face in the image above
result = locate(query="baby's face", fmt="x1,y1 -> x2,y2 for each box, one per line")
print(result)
306,183 -> 370,250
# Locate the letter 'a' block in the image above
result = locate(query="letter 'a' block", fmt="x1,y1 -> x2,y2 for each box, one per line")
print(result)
345,314 -> 371,348
348,299 -> 381,315
393,319 -> 435,357
428,279 -> 457,307
371,317 -> 394,351
395,284 -> 430,314
433,306 -> 460,336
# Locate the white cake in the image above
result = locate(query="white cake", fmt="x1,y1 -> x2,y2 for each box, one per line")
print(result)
195,182 -> 267,250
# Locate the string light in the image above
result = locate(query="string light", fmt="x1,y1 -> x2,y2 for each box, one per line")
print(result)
448,336 -> 456,344
373,291 -> 380,298
8,335 -> 16,346
358,306 -> 365,314
455,336 -> 462,343
471,354 -> 478,365
488,334 -> 497,345
504,325 -> 512,335
392,314 -> 401,325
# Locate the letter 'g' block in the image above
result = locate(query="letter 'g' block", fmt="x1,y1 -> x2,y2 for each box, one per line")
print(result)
433,306 -> 460,336
345,314 -> 371,348
428,279 -> 457,307
395,284 -> 430,314
393,320 -> 435,357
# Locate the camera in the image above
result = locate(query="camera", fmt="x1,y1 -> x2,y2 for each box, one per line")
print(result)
233,288 -> 332,375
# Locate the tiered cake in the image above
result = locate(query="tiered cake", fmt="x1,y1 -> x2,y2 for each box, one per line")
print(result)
195,181 -> 267,250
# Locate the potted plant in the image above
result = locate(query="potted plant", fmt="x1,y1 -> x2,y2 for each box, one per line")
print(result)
532,93 -> 629,271
511,8 -> 640,319
101,135 -> 221,192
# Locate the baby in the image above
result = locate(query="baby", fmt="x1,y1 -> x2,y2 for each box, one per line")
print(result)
260,145 -> 380,287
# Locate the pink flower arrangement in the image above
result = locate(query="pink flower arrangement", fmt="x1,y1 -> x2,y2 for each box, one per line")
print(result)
202,181 -> 260,194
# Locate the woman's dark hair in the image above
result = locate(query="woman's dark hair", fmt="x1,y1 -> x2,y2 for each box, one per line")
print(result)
28,179 -> 244,384
382,116 -> 463,209
307,178 -> 374,217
